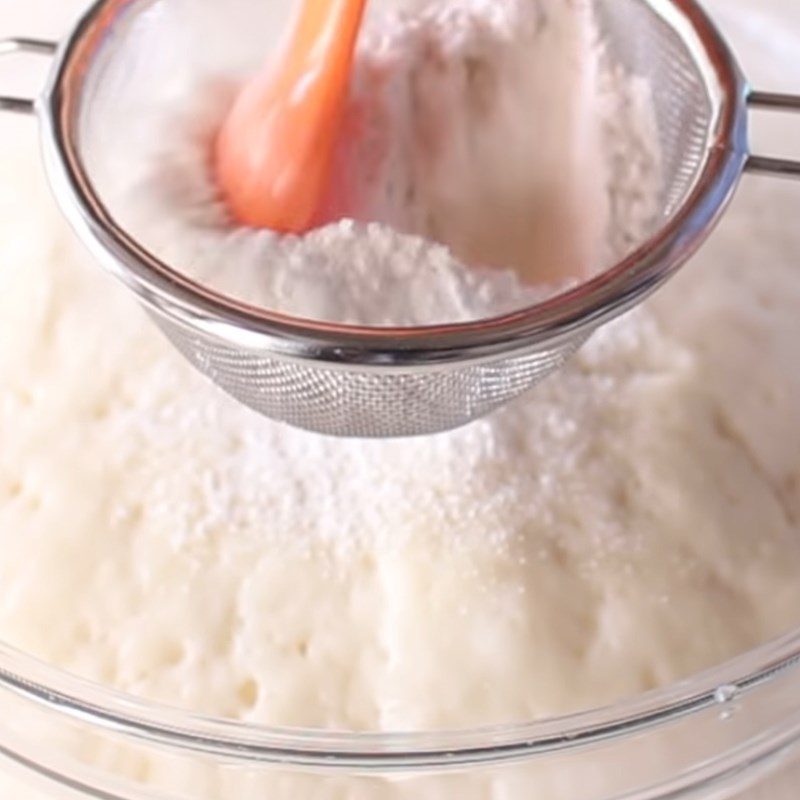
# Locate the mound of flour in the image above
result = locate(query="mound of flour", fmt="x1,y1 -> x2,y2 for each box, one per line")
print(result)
91,0 -> 659,325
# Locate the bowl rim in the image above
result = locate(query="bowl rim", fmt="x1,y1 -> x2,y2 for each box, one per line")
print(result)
2,627 -> 800,772
38,0 -> 750,370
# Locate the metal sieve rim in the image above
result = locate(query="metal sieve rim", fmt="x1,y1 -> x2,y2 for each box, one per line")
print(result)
38,0 -> 749,371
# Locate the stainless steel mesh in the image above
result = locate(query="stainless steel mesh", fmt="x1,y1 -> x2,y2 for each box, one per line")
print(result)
51,0 -> 738,438
597,0 -> 714,217
160,316 -> 590,437
156,0 -> 714,437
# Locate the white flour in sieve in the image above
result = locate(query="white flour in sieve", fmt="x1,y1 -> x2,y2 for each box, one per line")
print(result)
97,0 -> 661,326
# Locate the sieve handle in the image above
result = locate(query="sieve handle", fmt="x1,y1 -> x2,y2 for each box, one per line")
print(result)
746,91 -> 800,179
0,38 -> 57,115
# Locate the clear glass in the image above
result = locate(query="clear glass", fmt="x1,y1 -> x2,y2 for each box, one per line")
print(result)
2,0 -> 800,797
3,631 -> 800,798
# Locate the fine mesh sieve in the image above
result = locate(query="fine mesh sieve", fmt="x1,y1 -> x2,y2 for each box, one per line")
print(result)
1,0 -> 799,438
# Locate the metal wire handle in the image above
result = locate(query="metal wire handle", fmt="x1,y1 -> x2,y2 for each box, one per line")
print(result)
0,38 -> 56,115
746,91 -> 800,178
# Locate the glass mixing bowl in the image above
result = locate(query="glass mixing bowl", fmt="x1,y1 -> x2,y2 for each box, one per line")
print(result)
1,0 -> 800,797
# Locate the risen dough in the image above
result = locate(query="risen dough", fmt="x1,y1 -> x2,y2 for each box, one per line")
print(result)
2,114 -> 800,727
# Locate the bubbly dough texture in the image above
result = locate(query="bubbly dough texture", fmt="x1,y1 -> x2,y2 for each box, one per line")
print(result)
11,188 -> 799,729
1,0 -> 800,798
2,105 -> 800,721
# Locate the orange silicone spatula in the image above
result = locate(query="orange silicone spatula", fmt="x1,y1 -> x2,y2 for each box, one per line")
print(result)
215,0 -> 368,233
